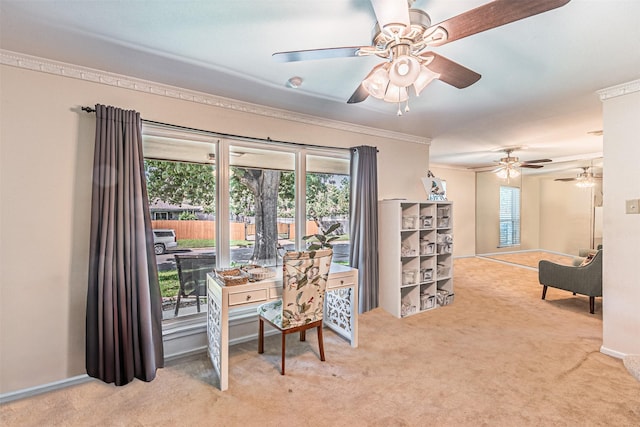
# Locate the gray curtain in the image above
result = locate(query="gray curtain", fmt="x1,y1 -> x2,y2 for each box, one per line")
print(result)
349,146 -> 379,313
86,104 -> 164,385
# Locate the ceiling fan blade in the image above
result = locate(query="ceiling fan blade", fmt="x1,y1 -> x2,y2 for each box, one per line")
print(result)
555,178 -> 577,182
523,158 -> 553,164
272,46 -> 367,63
427,0 -> 571,47
521,164 -> 544,169
370,0 -> 410,29
347,83 -> 370,104
421,52 -> 481,88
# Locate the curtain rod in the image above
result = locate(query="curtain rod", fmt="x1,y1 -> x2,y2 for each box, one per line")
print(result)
80,106 -> 356,152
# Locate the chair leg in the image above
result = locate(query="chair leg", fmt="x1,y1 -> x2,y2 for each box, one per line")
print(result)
174,293 -> 182,316
589,296 -> 595,314
281,333 -> 286,375
317,325 -> 325,362
300,330 -> 306,341
541,285 -> 548,300
196,289 -> 201,313
258,318 -> 264,354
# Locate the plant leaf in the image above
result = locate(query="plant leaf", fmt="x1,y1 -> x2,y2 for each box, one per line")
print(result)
325,223 -> 341,234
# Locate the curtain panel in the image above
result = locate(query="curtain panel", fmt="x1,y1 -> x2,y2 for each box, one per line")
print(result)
349,146 -> 379,313
86,104 -> 164,386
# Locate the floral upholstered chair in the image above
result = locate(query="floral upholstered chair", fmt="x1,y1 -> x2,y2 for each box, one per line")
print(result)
257,249 -> 333,375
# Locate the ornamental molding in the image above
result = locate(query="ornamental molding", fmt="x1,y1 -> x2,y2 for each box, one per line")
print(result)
1,49 -> 429,145
597,79 -> 640,101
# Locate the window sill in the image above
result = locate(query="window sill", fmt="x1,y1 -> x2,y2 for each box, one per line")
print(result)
162,312 -> 207,362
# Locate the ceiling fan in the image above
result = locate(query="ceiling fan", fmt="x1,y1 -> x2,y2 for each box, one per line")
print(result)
273,0 -> 571,114
491,148 -> 552,179
554,166 -> 602,187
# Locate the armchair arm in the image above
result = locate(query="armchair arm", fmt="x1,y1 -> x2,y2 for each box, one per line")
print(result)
538,250 -> 603,297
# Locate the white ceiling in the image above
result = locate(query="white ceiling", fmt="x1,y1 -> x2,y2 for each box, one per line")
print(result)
1,0 -> 639,178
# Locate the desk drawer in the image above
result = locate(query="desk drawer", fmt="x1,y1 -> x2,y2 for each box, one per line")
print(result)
228,289 -> 267,306
268,286 -> 282,299
327,275 -> 356,289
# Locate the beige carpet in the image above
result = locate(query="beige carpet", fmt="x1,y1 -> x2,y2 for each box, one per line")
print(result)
2,257 -> 639,426
480,251 -> 575,269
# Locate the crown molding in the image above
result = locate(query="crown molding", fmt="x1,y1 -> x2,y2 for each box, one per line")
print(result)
597,79 -> 640,101
1,49 -> 429,145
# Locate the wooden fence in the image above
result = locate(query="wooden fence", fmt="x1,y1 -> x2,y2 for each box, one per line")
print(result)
151,220 -> 319,241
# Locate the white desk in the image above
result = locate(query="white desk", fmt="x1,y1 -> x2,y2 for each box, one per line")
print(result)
206,264 -> 359,391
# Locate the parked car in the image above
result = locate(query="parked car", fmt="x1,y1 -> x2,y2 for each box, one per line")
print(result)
153,229 -> 177,255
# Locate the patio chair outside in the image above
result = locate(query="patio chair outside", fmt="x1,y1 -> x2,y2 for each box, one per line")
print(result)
174,253 -> 216,316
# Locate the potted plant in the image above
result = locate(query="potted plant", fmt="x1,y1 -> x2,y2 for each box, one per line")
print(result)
303,222 -> 341,250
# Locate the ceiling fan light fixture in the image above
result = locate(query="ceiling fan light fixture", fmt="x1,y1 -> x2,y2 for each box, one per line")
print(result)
495,165 -> 520,180
413,66 -> 438,95
362,63 -> 390,99
388,55 -> 420,87
576,179 -> 596,188
383,83 -> 408,103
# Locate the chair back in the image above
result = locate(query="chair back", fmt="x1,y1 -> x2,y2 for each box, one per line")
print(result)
281,249 -> 333,328
174,254 -> 216,296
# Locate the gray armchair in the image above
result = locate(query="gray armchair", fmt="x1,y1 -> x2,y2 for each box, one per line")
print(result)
538,250 -> 602,314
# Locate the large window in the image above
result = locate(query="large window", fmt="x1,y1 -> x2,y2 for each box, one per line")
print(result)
228,143 -> 296,267
306,153 -> 350,265
499,186 -> 520,247
142,124 -> 350,320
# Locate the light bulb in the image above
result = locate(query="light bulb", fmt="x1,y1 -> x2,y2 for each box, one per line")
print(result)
389,55 -> 421,87
413,66 -> 438,96
362,63 -> 390,99
496,166 -> 520,180
383,83 -> 408,103
576,179 -> 595,188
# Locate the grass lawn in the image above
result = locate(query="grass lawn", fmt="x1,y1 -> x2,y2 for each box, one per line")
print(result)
159,270 -> 180,298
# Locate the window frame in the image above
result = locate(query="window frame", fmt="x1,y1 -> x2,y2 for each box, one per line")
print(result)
499,185 -> 521,248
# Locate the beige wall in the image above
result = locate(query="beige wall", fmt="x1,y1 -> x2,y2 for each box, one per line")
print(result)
0,64 -> 429,394
520,175 -> 540,250
428,166 -> 476,257
601,86 -> 640,356
538,178 -> 594,254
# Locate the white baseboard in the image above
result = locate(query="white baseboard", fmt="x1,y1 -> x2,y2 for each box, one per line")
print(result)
0,374 -> 92,404
600,345 -> 627,359
477,248 -> 574,257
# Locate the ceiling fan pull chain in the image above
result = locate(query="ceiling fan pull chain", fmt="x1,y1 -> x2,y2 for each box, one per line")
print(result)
396,102 -> 402,116
405,99 -> 410,113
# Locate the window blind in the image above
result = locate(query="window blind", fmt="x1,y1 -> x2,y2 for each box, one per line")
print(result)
499,186 -> 520,247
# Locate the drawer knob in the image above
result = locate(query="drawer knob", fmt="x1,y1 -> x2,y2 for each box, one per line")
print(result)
246,295 -> 252,300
